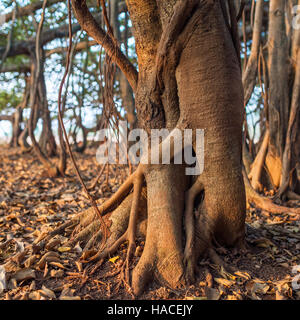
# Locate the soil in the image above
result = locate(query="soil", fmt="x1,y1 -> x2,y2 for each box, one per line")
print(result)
0,146 -> 299,300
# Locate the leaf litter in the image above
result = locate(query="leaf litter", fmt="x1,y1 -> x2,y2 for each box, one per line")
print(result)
0,147 -> 299,300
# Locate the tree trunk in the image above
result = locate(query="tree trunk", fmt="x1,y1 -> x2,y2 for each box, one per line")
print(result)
67,0 -> 246,295
265,0 -> 289,188
38,55 -> 57,157
9,106 -> 23,147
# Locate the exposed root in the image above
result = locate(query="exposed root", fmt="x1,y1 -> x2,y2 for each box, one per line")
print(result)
68,220 -> 102,247
122,171 -> 144,286
248,129 -> 269,191
286,190 -> 300,201
63,167 -> 147,296
86,168 -> 145,279
243,167 -> 300,215
183,178 -> 203,283
43,169 -> 142,250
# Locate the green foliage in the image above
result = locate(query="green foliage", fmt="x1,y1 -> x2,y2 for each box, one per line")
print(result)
0,88 -> 22,113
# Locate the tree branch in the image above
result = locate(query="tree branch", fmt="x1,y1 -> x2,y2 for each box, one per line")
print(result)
0,115 -> 13,122
71,0 -> 138,92
0,20 -> 82,58
0,0 -> 64,24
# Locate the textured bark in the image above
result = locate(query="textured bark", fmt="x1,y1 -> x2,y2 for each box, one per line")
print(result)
175,0 -> 245,276
36,56 -> 57,157
277,2 -> 300,196
248,129 -> 269,191
9,106 -> 23,148
69,0 -> 246,295
265,0 -> 289,188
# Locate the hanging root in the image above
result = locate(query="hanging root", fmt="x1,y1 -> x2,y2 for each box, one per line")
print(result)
183,178 -> 203,283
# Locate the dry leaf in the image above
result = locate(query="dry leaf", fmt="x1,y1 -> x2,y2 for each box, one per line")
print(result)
214,278 -> 234,287
109,256 -> 119,263
235,271 -> 251,280
40,285 -> 56,299
252,282 -> 269,295
12,268 -> 35,282
205,287 -> 221,300
59,295 -> 81,300
29,291 -> 41,300
58,246 -> 71,253
50,269 -> 64,278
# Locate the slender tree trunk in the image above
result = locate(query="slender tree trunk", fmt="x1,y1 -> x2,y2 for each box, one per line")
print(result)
111,0 -> 137,130
38,54 -> 57,157
265,0 -> 289,188
9,106 -> 23,147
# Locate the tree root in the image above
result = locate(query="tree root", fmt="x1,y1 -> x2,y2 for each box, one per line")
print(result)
243,167 -> 300,215
3,165 -> 252,296
183,178 -> 203,284
53,167 -> 147,294
248,129 -> 269,191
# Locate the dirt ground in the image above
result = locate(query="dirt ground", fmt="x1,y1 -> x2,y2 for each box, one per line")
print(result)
0,146 -> 299,300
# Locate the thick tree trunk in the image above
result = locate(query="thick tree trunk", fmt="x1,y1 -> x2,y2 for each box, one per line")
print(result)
174,0 -> 245,281
125,0 -> 245,293
66,0 -> 246,295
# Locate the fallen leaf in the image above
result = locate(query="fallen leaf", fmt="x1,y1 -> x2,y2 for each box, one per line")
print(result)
205,287 -> 221,300
214,278 -> 234,287
234,271 -> 251,280
12,268 -> 35,282
252,282 -> 269,295
109,256 -> 119,264
58,246 -> 71,253
50,269 -> 64,278
29,291 -> 41,300
59,295 -> 81,300
40,285 -> 56,299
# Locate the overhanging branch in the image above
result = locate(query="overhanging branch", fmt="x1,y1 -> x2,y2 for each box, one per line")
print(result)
71,0 -> 138,92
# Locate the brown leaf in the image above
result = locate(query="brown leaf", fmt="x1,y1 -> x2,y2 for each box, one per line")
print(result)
12,268 -> 35,282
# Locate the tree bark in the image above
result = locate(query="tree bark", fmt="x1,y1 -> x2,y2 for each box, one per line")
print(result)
265,0 -> 289,188
68,0 -> 246,295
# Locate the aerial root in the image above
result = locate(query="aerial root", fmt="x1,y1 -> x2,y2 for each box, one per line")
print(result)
121,172 -> 144,291
37,169 -> 142,252
80,168 -> 145,294
183,178 -> 204,283
68,220 -> 102,247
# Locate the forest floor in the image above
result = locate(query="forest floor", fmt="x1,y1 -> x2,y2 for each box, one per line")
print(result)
0,146 -> 299,300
